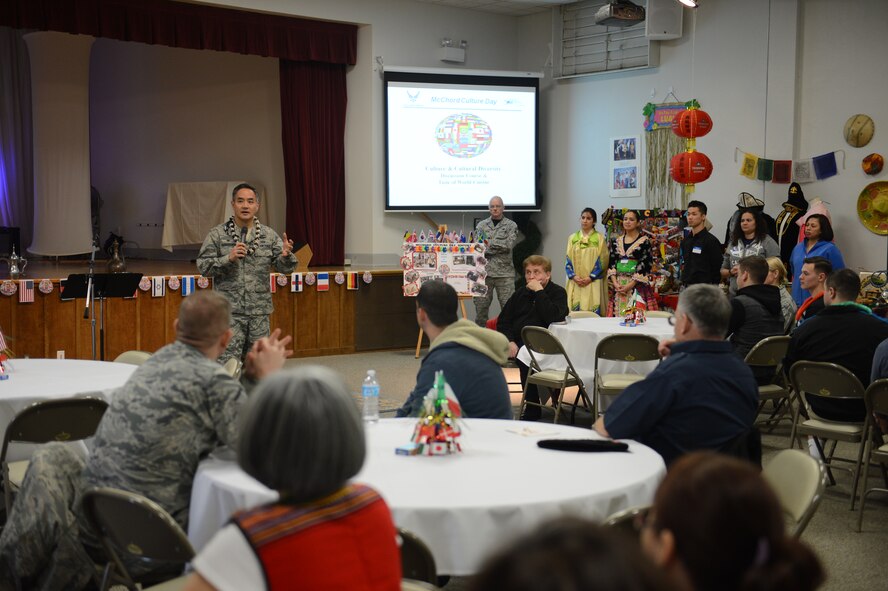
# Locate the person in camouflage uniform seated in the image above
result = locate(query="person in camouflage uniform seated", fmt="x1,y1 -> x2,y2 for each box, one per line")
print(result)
197,183 -> 297,363
0,291 -> 291,589
474,196 -> 519,327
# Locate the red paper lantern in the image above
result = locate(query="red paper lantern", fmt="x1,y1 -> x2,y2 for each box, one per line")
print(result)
672,108 -> 713,139
670,151 -> 713,185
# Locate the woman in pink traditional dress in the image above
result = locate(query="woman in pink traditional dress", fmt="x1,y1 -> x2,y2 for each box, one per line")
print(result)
607,210 -> 659,317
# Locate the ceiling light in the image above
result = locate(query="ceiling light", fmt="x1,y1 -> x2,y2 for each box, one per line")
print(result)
678,0 -> 698,7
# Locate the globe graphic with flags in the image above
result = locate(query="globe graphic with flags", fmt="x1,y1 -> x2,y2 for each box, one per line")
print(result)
436,113 -> 493,158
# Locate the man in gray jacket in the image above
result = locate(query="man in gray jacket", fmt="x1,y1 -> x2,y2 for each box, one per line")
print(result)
197,183 -> 297,362
474,195 -> 518,326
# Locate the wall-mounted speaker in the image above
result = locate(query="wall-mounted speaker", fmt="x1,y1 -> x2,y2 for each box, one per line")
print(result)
646,0 -> 683,40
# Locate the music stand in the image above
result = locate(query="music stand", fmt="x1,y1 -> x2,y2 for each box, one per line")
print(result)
63,273 -> 143,361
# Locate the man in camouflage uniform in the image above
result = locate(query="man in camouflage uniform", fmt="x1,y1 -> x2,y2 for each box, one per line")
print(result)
474,195 -> 519,326
197,183 -> 297,363
0,292 -> 291,589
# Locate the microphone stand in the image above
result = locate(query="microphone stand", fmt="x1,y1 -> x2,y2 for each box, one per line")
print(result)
84,235 -> 97,360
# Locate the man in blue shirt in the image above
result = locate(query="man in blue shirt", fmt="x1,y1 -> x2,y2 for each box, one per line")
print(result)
594,284 -> 758,465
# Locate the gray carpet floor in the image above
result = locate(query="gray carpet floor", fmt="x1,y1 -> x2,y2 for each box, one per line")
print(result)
287,350 -> 888,591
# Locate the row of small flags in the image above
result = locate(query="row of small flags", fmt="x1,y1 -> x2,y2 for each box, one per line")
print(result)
735,148 -> 845,184
404,228 -> 487,244
1,272 -> 368,302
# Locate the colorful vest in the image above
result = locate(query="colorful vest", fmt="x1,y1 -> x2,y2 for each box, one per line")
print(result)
233,484 -> 401,590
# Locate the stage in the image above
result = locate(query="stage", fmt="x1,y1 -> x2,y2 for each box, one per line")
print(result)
0,257 -> 418,361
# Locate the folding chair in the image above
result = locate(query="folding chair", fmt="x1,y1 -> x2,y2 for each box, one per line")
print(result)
789,361 -> 867,509
397,528 -> 437,585
762,449 -> 827,537
604,505 -> 650,540
743,336 -> 793,429
568,310 -> 599,319
520,326 -> 594,424
112,350 -> 152,366
644,310 -> 674,319
594,334 -> 660,417
81,488 -> 195,591
1,397 -> 108,514
222,357 -> 242,379
857,378 -> 888,532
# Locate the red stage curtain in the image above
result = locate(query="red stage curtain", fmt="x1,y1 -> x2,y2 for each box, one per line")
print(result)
0,0 -> 357,65
280,60 -> 347,266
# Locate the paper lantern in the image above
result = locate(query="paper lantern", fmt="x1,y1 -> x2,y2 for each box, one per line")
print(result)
672,108 -> 713,139
670,151 -> 713,185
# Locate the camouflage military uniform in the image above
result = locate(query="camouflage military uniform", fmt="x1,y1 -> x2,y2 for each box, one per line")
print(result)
80,340 -> 246,531
0,443 -> 93,591
197,217 -> 297,362
474,216 -> 519,326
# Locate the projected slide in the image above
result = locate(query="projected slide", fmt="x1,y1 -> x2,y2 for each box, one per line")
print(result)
386,77 -> 537,211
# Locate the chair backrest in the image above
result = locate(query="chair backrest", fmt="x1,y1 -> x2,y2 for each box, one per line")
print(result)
864,378 -> 888,417
604,505 -> 650,538
113,350 -> 152,366
402,579 -> 440,591
744,335 -> 791,368
644,310 -> 674,319
222,357 -> 242,379
569,310 -> 599,319
594,334 -> 661,365
521,327 -> 583,381
81,488 -> 194,587
762,449 -> 827,537
397,528 -> 437,585
0,397 -> 109,463
789,361 -> 866,403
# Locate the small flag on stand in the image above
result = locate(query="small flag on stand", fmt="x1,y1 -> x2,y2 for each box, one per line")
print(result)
18,280 -> 34,303
181,275 -> 195,296
269,274 -> 278,294
317,272 -> 330,292
0,328 -> 7,352
291,273 -> 303,292
152,276 -> 166,297
346,272 -> 359,290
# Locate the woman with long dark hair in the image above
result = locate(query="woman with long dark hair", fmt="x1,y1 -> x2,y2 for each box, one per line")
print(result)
721,208 -> 778,296
607,210 -> 658,316
565,207 -> 609,314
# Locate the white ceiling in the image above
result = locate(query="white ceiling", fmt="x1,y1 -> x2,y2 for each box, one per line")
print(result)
410,0 -> 578,17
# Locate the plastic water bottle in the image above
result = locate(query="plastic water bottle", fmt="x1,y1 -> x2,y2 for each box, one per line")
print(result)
362,369 -> 380,423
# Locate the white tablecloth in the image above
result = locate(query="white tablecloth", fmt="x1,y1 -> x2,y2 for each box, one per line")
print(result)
188,418 -> 666,575
0,358 -> 135,460
517,317 -> 675,388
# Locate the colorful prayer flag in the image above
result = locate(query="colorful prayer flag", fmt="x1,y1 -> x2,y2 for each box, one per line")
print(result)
756,158 -> 774,181
291,273 -> 303,292
813,152 -> 838,180
347,272 -> 359,290
18,280 -> 33,303
792,159 -> 815,183
181,275 -> 195,297
772,160 -> 792,183
152,276 -> 166,298
740,152 -> 759,179
270,274 -> 277,294
317,272 -> 330,292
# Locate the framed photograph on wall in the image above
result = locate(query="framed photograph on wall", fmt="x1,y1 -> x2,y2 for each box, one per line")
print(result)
610,135 -> 641,198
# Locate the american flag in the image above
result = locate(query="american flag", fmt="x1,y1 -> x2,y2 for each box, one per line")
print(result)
18,280 -> 34,303
0,328 -> 7,351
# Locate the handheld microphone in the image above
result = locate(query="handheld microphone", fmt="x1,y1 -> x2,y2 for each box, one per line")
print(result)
240,226 -> 248,244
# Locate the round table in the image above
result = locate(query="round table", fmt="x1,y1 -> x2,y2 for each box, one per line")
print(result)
188,418 -> 666,575
0,358 -> 136,460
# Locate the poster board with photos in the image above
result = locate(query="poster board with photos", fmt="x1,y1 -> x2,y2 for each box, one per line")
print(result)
401,242 -> 487,297
610,135 -> 641,198
603,207 -> 686,294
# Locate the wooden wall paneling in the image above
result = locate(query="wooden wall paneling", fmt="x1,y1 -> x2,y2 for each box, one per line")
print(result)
269,288 -> 294,340
105,294 -> 139,361
44,290 -> 77,359
166,289 -> 184,344
355,274 -> 419,351
75,298 -> 97,359
295,288 -> 318,353
317,285 -> 342,351
0,293 -> 13,355
13,295 -> 45,358
339,287 -> 355,354
137,292 -> 169,353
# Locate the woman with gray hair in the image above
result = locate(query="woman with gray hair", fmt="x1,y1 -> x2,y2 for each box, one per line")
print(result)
184,366 -> 401,591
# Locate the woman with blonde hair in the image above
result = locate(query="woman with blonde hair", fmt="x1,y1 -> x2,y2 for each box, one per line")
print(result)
765,257 -> 796,333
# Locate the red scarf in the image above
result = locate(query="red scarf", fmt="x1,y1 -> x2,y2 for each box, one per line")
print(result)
795,292 -> 824,322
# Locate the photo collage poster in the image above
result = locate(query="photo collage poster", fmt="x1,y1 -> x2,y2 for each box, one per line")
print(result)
610,135 -> 641,198
401,242 -> 487,297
